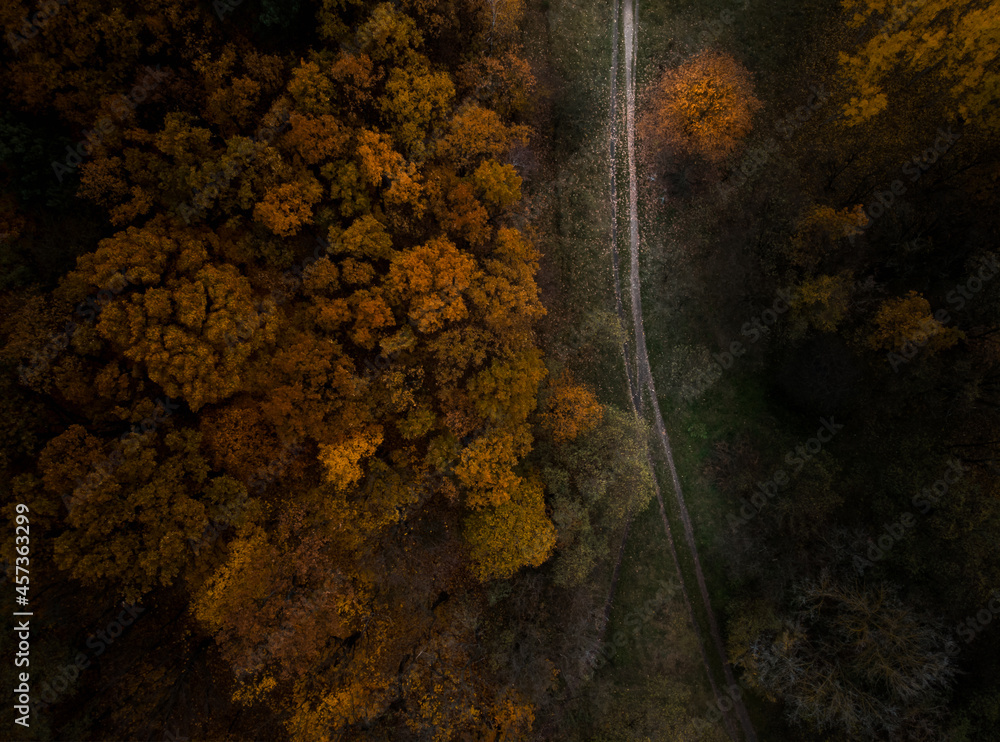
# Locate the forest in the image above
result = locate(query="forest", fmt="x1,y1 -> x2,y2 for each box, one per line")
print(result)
1,0 -> 999,740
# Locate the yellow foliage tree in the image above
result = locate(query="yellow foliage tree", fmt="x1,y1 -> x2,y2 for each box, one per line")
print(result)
287,60 -> 337,116
473,159 -> 523,210
194,46 -> 285,135
355,128 -> 426,215
46,427 -> 245,602
466,227 -> 547,346
477,0 -> 526,50
788,204 -> 868,269
457,53 -> 537,118
454,422 -> 533,509
330,213 -> 394,261
438,181 -> 492,246
463,478 -> 556,581
466,347 -> 547,425
64,218 -> 276,411
791,273 -> 854,333
436,104 -> 530,170
284,112 -> 350,166
838,0 -> 1000,130
254,176 -> 325,237
865,290 -> 964,354
319,427 -> 384,491
357,2 -> 423,62
379,56 -> 454,154
385,236 -> 479,334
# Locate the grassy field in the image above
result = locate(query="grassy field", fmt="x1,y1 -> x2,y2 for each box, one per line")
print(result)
522,0 -> 760,738
521,0 -> 863,738
630,0 -> 852,739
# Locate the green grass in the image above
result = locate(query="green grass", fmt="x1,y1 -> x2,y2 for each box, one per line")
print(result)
522,0 -> 731,736
523,0 -> 858,738
608,0 -> 852,739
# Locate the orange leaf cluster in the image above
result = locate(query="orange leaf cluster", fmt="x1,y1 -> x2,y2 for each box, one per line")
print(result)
650,50 -> 761,163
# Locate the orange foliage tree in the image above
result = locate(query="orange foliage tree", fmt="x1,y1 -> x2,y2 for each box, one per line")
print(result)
539,370 -> 604,443
649,50 -> 761,163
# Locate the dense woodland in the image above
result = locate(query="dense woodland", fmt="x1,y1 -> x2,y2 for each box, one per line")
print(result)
1,0 -> 1000,740
632,0 -> 1000,739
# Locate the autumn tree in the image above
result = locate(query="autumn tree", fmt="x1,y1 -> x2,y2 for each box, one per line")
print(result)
192,46 -> 286,137
456,53 -> 537,119
538,370 -> 603,444
59,216 -> 278,411
198,401 -> 285,484
402,599 -> 537,740
357,2 -> 424,64
318,427 -> 384,490
476,0 -> 526,52
542,407 -> 654,588
378,53 -> 454,156
463,477 -> 556,581
192,519 -> 367,686
247,326 -> 364,444
789,273 -> 855,335
384,235 -> 478,334
465,226 -> 547,349
473,159 -> 522,211
837,0 -> 1000,131
43,426 -> 249,602
433,178 -> 492,246
787,203 -> 868,271
436,104 -> 531,171
254,175 -> 325,237
649,50 -> 761,163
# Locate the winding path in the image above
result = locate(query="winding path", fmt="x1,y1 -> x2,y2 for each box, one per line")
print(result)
607,1 -> 758,739
607,0 -> 641,413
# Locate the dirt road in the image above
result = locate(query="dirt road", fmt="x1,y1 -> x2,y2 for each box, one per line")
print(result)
612,1 -> 758,739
